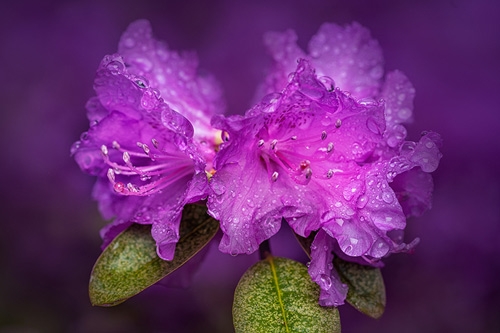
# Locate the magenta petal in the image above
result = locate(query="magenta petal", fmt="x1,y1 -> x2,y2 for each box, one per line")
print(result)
117,19 -> 224,147
308,230 -> 348,306
308,22 -> 384,99
381,70 -> 415,126
261,22 -> 384,100
391,167 -> 434,218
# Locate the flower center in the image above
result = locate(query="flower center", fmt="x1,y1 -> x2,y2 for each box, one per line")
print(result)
100,139 -> 194,195
257,123 -> 342,185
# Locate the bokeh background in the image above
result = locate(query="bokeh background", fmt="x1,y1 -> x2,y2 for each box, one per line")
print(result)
1,0 -> 499,332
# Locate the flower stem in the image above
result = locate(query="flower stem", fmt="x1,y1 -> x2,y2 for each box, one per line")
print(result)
259,239 -> 272,260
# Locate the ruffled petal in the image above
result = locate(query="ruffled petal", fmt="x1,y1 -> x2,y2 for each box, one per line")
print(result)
308,22 -> 384,99
308,230 -> 348,306
117,19 -> 224,148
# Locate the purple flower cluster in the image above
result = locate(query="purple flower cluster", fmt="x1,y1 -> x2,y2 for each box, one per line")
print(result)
73,20 -> 441,306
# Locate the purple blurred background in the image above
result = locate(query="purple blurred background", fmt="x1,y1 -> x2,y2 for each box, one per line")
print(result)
1,0 -> 499,332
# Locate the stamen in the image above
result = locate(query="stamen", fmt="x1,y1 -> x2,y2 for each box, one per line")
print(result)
102,137 -> 195,196
257,139 -> 265,147
335,119 -> 342,128
326,169 -> 334,179
270,139 -> 278,150
321,131 -> 327,141
305,168 -> 312,180
291,135 -> 297,140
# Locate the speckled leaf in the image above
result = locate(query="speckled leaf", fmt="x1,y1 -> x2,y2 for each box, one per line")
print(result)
233,256 -> 340,333
89,204 -> 219,306
333,257 -> 386,319
295,233 -> 386,318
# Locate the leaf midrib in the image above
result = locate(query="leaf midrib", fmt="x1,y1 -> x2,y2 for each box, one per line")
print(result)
268,256 -> 290,333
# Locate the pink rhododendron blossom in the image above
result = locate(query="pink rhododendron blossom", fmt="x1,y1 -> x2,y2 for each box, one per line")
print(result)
71,21 -> 223,260
208,22 -> 442,305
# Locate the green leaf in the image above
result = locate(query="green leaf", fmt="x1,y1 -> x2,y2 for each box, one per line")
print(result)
295,233 -> 386,319
89,204 -> 219,306
333,257 -> 386,319
233,256 -> 341,333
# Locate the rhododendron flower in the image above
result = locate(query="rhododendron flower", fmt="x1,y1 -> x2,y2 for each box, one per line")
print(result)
208,23 -> 442,306
71,20 -> 223,260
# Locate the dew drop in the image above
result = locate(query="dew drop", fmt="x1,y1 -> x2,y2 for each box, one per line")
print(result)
123,37 -> 135,48
106,60 -> 125,74
70,141 -> 81,155
319,274 -> 332,290
261,93 -> 281,113
398,108 -> 411,121
366,117 -> 381,134
133,57 -> 153,72
319,76 -> 335,92
80,131 -> 89,141
356,195 -> 368,208
382,191 -> 394,203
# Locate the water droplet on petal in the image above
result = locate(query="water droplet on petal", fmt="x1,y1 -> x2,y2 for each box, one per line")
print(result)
70,141 -> 81,155
261,93 -> 281,113
133,57 -> 153,72
319,76 -> 335,91
382,191 -> 394,203
123,37 -> 135,48
319,274 -> 332,290
106,60 -> 126,74
398,108 -> 411,121
356,195 -> 368,208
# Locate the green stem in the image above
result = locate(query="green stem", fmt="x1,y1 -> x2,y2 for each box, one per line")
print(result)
259,239 -> 271,260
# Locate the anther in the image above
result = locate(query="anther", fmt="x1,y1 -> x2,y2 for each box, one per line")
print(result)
257,139 -> 265,147
291,136 -> 297,140
122,151 -> 131,164
321,131 -> 327,140
326,169 -> 334,179
112,141 -> 121,149
305,169 -> 312,180
127,183 -> 139,192
270,139 -> 278,150
327,142 -> 334,153
100,145 -> 108,156
335,119 -> 342,128
151,138 -> 159,149
107,168 -> 115,182
138,142 -> 150,155
272,171 -> 279,182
